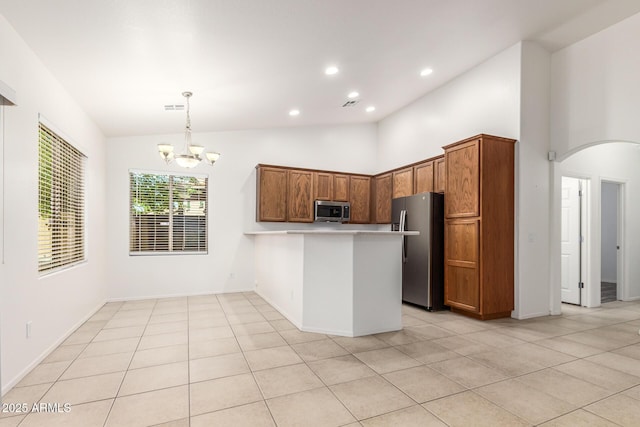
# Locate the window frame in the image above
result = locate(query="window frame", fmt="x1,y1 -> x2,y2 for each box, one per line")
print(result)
129,169 -> 209,256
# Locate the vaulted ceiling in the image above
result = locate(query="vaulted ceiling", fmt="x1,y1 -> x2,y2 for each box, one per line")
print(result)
1,0 -> 639,137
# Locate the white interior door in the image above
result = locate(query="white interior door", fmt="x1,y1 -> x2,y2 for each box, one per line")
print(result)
561,177 -> 582,305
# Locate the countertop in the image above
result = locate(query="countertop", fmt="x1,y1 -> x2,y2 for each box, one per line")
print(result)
245,230 -> 419,235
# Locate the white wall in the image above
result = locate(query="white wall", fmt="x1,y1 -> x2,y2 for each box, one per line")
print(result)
553,143 -> 640,310
377,43 -> 521,171
600,182 -> 618,283
106,124 -> 378,300
551,12 -> 640,157
516,42 -> 552,319
0,15 -> 108,393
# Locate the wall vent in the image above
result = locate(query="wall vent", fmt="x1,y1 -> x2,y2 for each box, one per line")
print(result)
342,100 -> 360,108
164,104 -> 185,111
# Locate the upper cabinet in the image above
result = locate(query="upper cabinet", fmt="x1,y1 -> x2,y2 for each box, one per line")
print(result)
256,147 -> 450,225
413,160 -> 434,194
313,172 -> 333,201
256,166 -> 288,222
349,175 -> 371,223
373,173 -> 392,224
333,174 -> 350,202
392,167 -> 413,198
445,141 -> 479,218
288,169 -> 314,222
434,156 -> 445,193
314,172 -> 350,202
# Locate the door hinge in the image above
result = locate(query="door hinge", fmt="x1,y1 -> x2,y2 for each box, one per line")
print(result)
578,190 -> 583,197
578,282 -> 584,289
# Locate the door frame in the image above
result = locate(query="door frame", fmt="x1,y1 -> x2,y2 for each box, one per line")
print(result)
601,178 -> 626,301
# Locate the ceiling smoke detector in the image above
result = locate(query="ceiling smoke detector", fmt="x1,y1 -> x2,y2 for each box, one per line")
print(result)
164,104 -> 185,111
342,99 -> 360,108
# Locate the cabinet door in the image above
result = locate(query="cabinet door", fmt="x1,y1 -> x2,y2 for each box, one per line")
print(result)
314,172 -> 333,201
445,140 -> 479,217
444,219 -> 479,312
434,157 -> 445,193
257,167 -> 287,222
288,170 -> 314,223
333,174 -> 350,202
413,161 -> 434,193
392,167 -> 413,198
374,173 -> 392,224
349,176 -> 371,223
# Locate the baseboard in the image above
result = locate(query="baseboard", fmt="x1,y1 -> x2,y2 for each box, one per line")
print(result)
106,288 -> 256,302
514,311 -> 551,320
2,300 -> 107,396
254,290 -> 302,330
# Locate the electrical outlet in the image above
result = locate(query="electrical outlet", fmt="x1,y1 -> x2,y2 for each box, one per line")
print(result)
26,321 -> 32,338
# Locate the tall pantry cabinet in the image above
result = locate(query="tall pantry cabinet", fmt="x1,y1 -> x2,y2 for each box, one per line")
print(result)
443,135 -> 515,320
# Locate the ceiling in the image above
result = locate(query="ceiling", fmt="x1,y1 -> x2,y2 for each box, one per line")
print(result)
1,0 -> 639,137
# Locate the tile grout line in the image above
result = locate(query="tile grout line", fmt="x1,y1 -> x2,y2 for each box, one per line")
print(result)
101,299 -> 156,427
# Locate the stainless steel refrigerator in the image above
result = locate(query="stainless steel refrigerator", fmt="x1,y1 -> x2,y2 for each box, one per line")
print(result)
392,192 -> 445,310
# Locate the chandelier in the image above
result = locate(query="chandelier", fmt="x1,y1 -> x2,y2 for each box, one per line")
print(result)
158,91 -> 220,168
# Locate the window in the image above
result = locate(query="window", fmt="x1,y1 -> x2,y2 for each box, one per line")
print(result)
129,172 -> 208,254
38,123 -> 86,273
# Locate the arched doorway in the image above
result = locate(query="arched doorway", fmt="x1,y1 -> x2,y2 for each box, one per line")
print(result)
550,141 -> 640,314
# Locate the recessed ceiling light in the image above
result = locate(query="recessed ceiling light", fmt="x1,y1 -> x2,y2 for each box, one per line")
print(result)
347,91 -> 359,99
325,66 -> 339,75
366,106 -> 375,113
420,68 -> 433,77
289,109 -> 300,116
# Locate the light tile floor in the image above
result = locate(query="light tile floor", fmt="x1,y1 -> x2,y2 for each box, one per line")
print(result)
2,293 -> 640,426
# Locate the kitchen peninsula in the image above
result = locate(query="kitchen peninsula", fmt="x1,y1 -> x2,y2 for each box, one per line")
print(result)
246,230 -> 418,337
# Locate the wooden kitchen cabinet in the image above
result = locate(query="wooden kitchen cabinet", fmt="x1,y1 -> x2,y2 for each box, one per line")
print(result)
445,219 -> 479,312
445,141 -> 479,218
392,167 -> 413,198
288,169 -> 314,222
443,135 -> 515,320
434,156 -> 445,193
256,166 -> 288,222
315,172 -> 350,202
349,175 -> 371,223
413,160 -> 434,194
313,172 -> 333,201
333,174 -> 350,202
373,173 -> 392,224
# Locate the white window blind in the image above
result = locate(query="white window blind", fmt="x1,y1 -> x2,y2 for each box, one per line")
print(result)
38,123 -> 86,273
129,172 -> 208,254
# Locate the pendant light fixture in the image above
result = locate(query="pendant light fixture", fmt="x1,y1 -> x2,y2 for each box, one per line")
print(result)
158,91 -> 220,168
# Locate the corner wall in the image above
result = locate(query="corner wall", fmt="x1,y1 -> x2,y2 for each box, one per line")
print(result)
516,42 -> 552,318
0,15 -> 108,393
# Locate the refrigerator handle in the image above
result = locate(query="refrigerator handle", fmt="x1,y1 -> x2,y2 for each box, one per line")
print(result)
401,210 -> 408,262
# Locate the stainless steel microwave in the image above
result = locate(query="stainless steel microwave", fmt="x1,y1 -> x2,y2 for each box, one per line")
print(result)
314,200 -> 350,222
